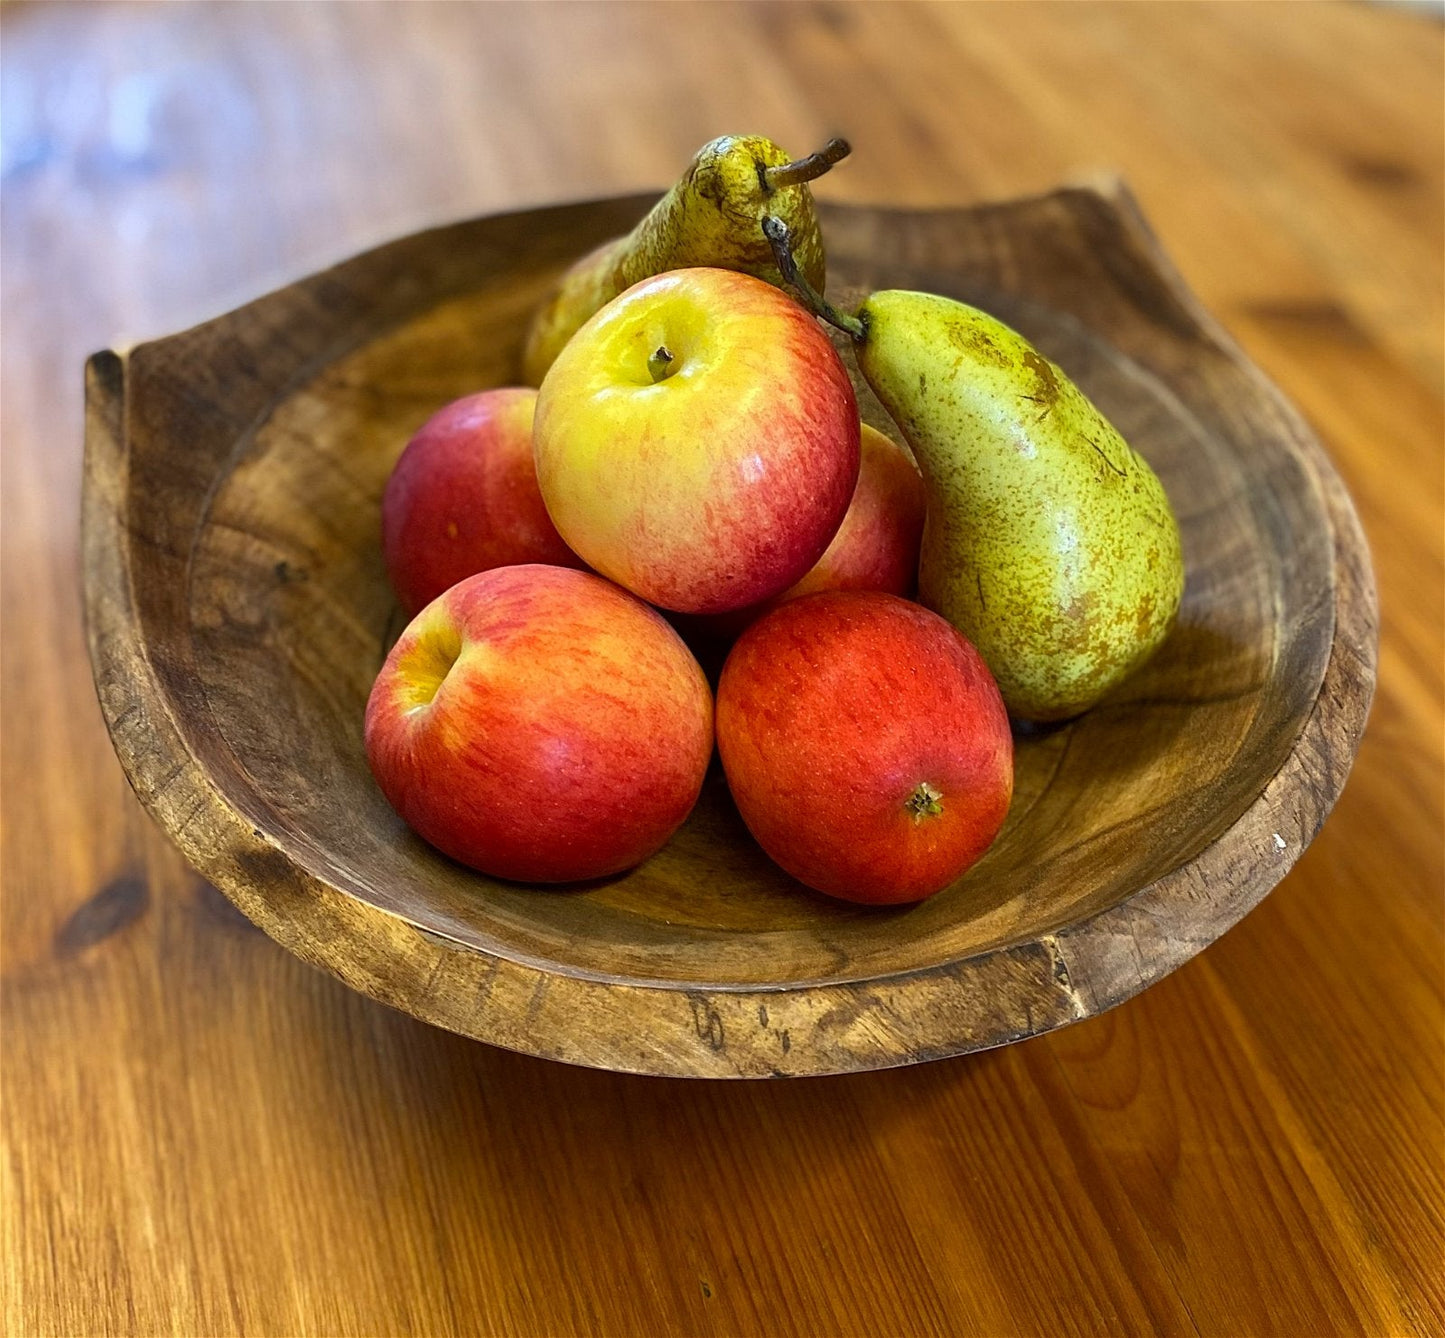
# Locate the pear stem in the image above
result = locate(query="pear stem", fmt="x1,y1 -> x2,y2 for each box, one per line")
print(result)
762,137 -> 852,192
762,215 -> 867,341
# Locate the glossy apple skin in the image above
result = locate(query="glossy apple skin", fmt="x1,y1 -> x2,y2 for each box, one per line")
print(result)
364,565 -> 713,882
533,267 -> 860,615
690,423 -> 926,640
382,388 -> 583,616
716,591 -> 1013,904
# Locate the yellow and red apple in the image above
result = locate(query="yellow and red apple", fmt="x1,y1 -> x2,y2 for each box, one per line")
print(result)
688,423 -> 927,640
364,565 -> 713,882
382,388 -> 583,616
533,267 -> 860,615
717,591 -> 1013,904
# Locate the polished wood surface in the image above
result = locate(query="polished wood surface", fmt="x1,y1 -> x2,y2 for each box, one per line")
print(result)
5,0 -> 1441,1330
83,182 -> 1373,1076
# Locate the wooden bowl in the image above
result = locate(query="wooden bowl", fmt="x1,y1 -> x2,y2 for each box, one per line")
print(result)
83,182 -> 1376,1077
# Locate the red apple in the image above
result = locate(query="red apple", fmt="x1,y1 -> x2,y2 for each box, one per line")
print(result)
365,565 -> 713,882
533,267 -> 859,615
382,388 -> 583,615
690,423 -> 926,640
716,591 -> 1013,904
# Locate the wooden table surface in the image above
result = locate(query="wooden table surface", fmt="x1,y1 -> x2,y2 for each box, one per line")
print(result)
3,3 -> 1441,1334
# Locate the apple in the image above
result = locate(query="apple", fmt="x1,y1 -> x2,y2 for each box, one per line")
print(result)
688,422 -> 926,640
364,564 -> 713,882
382,387 -> 584,615
533,267 -> 860,615
716,591 -> 1013,904
772,424 -> 924,600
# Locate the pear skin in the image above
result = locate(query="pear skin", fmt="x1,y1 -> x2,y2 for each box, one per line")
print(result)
854,291 -> 1184,720
521,135 -> 842,385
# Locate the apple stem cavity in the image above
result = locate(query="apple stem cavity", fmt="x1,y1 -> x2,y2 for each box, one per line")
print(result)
398,626 -> 464,714
762,215 -> 867,342
760,137 -> 852,193
904,781 -> 945,824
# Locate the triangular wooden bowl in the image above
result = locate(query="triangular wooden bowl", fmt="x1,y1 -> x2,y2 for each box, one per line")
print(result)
83,182 -> 1377,1077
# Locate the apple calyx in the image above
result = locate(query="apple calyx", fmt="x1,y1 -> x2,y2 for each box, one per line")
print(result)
648,345 -> 677,384
759,137 -> 852,194
762,215 -> 867,342
904,781 -> 945,824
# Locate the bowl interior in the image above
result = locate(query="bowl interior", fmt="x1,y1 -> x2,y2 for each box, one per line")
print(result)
182,244 -> 1333,990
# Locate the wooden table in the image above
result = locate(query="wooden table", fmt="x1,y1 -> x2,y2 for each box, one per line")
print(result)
4,3 -> 1441,1333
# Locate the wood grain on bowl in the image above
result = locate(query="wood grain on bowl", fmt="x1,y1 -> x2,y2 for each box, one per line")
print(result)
82,183 -> 1376,1077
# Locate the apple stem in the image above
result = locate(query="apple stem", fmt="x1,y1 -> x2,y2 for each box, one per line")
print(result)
762,137 -> 852,193
762,215 -> 867,342
648,345 -> 676,383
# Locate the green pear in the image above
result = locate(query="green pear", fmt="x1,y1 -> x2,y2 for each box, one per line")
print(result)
764,217 -> 1185,721
522,134 -> 849,386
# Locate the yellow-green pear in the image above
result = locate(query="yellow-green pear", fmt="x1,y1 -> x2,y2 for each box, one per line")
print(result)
521,134 -> 847,386
764,217 -> 1185,721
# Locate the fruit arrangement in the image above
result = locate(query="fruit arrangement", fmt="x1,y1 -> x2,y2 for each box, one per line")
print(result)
365,133 -> 1186,905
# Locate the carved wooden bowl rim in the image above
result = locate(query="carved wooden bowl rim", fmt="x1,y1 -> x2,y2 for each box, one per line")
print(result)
82,183 -> 1378,1077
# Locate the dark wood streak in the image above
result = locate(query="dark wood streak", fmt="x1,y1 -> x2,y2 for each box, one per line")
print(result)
54,875 -> 150,957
